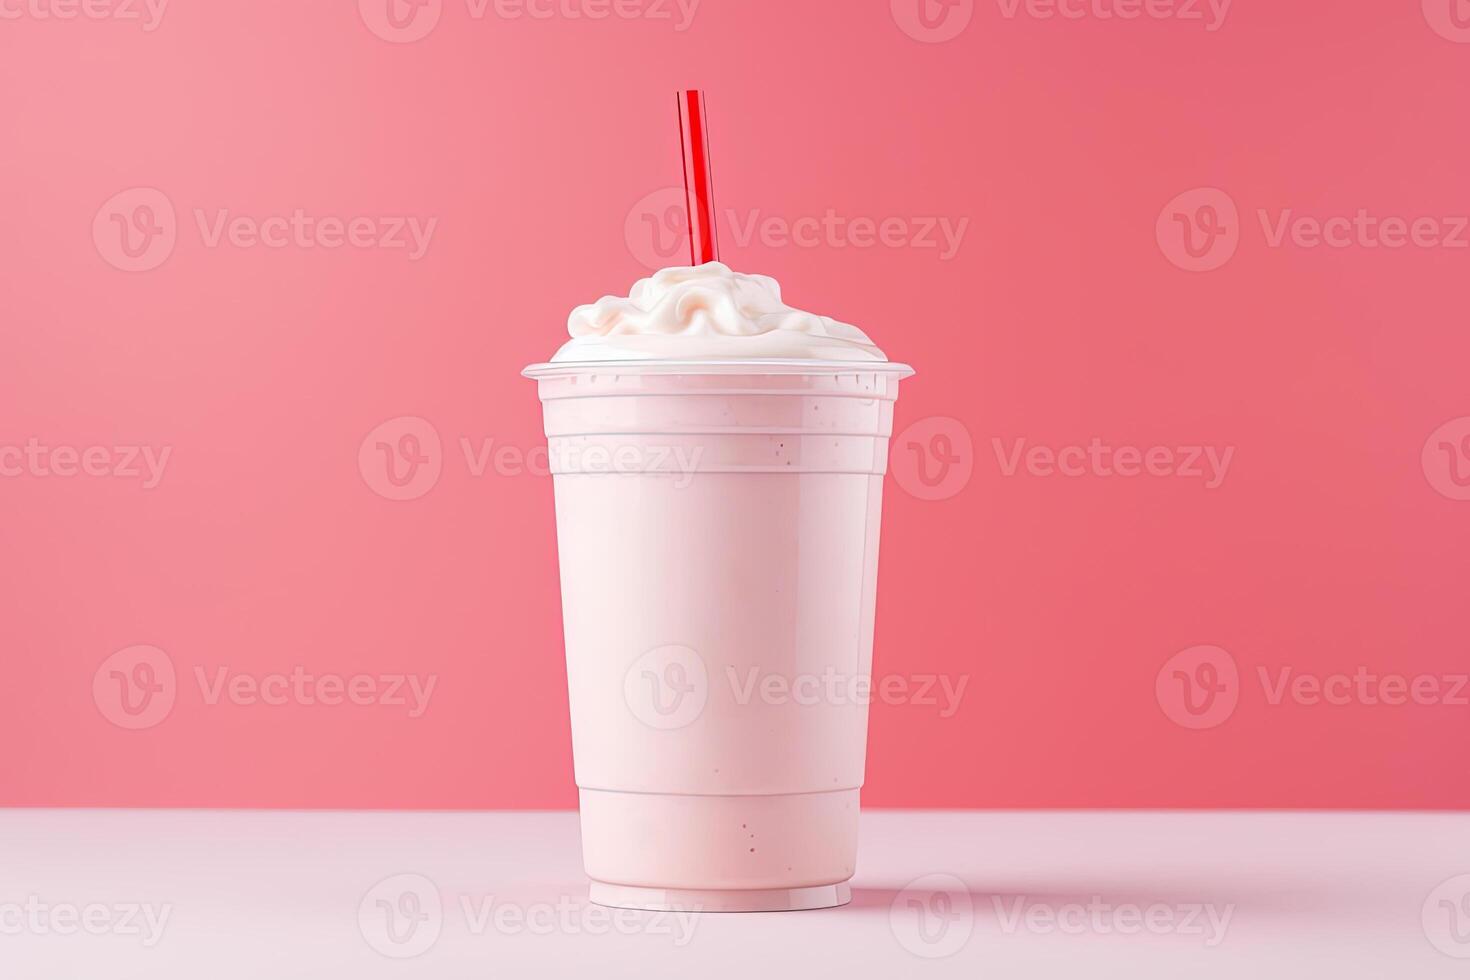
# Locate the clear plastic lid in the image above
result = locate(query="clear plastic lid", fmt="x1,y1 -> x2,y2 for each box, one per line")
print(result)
523,359 -> 915,380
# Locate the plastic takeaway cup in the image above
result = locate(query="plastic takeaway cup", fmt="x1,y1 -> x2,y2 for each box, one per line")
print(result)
523,358 -> 913,912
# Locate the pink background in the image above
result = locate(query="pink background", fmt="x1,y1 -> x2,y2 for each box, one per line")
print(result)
3,0 -> 1468,809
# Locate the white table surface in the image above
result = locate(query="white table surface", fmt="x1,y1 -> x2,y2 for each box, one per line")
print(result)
1,809 -> 1466,978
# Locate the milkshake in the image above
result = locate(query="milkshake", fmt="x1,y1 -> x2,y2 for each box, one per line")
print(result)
524,262 -> 912,912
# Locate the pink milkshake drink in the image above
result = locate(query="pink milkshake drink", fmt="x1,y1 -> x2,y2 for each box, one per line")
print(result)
524,263 -> 912,912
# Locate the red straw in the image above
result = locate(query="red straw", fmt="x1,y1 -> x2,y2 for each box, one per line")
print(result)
677,89 -> 719,265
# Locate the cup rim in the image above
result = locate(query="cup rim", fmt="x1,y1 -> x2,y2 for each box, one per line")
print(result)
522,359 -> 915,379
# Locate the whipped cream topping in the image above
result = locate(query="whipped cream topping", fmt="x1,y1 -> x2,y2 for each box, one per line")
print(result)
550,262 -> 887,363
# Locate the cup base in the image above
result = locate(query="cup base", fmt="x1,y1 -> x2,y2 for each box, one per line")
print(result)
588,881 -> 851,913
578,787 -> 861,893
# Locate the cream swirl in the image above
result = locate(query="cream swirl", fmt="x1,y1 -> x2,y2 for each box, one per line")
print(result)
550,262 -> 886,362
